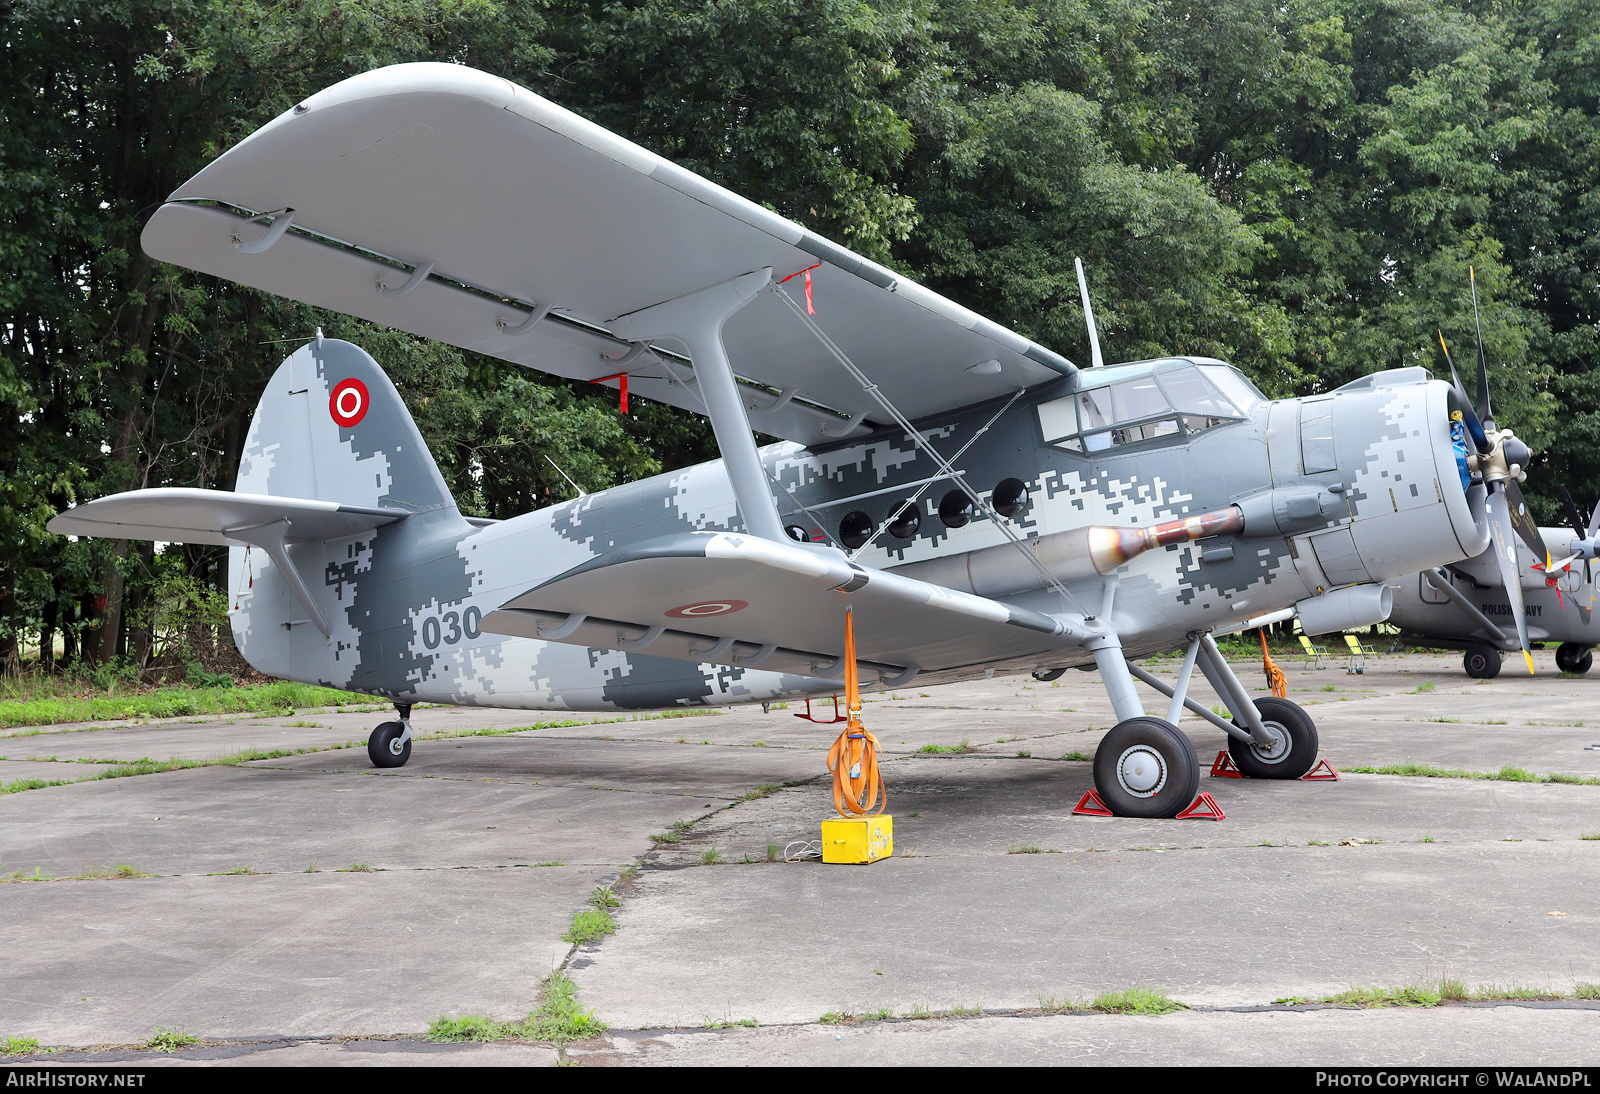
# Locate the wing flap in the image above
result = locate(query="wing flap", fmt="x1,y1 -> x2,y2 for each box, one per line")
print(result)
480,531 -> 1070,676
48,488 -> 408,545
140,63 -> 1074,445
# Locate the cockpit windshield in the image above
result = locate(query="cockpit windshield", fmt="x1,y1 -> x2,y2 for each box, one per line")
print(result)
1035,358 -> 1260,454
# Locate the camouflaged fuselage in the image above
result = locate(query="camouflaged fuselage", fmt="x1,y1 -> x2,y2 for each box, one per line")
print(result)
229,343 -> 1483,711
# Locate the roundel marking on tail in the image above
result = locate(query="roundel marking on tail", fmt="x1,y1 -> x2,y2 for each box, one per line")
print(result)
330,378 -> 370,427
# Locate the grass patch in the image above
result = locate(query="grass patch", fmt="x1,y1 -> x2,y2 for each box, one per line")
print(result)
5,864 -> 153,883
338,863 -> 376,873
2,740 -> 379,797
702,1016 -> 759,1029
143,1028 -> 200,1053
1090,987 -> 1186,1015
1016,750 -> 1032,758
562,908 -> 617,944
918,738 -> 976,754
1321,984 -> 1442,1007
2,1036 -> 40,1056
1007,843 -> 1044,854
588,886 -> 619,909
1575,983 -> 1600,999
741,784 -> 780,802
1,778 -> 69,794
0,681 -> 364,730
700,848 -> 723,864
425,1013 -> 514,1042
818,1011 -> 853,1025
1061,751 -> 1093,762
1339,762 -> 1600,786
209,865 -> 257,876
1582,833 -> 1600,841
428,972 -> 607,1046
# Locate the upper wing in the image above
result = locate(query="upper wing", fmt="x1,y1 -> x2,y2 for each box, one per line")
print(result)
47,488 -> 407,546
140,63 -> 1074,446
480,531 -> 1071,680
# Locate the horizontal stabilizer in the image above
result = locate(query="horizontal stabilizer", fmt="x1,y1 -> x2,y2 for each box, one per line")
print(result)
48,488 -> 408,545
481,532 -> 1072,681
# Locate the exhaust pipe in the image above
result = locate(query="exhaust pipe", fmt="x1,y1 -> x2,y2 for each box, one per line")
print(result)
892,506 -> 1244,597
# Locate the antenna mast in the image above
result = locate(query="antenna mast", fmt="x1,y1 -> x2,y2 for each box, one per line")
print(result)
1075,257 -> 1105,369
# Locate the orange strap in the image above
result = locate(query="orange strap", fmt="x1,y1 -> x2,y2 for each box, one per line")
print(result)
826,607 -> 886,816
1260,628 -> 1288,699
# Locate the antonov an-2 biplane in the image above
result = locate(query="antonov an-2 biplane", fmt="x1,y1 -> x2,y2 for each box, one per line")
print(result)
50,63 -> 1494,817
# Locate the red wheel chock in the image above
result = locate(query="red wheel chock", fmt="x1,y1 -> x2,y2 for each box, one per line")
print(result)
1072,788 -> 1114,817
1176,792 -> 1226,820
1210,751 -> 1244,778
1300,758 -> 1339,781
794,695 -> 848,724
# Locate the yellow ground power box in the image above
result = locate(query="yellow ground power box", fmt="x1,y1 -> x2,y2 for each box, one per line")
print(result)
820,815 -> 894,864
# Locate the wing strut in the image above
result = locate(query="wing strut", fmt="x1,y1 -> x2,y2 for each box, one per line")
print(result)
610,269 -> 785,542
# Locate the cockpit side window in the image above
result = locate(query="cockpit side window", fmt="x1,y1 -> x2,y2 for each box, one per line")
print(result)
1034,361 -> 1251,455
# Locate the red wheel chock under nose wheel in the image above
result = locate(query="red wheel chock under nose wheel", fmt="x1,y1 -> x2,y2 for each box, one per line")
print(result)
1210,751 -> 1243,778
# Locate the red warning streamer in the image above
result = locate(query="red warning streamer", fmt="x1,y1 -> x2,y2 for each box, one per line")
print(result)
591,371 -> 629,414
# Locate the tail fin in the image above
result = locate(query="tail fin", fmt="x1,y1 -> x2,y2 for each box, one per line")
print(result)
236,336 -> 456,515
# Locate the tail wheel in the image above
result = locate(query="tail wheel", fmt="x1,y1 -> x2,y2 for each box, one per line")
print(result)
1556,643 -> 1593,674
368,721 -> 411,768
1463,644 -> 1502,679
1227,697 -> 1319,780
1092,717 -> 1200,819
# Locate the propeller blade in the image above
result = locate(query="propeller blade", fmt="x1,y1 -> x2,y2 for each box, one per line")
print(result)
1502,478 -> 1551,570
1558,484 -> 1587,539
1439,330 -> 1491,454
1486,485 -> 1536,675
1561,486 -> 1600,585
1470,267 -> 1494,431
1589,497 -> 1600,540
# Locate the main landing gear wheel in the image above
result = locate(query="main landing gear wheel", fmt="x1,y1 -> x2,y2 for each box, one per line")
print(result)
1556,643 -> 1593,674
1463,643 -> 1503,680
1227,697 -> 1318,780
368,721 -> 411,768
1092,717 -> 1200,819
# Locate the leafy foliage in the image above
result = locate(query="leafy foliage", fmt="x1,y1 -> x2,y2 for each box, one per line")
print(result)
4,0 -> 1599,671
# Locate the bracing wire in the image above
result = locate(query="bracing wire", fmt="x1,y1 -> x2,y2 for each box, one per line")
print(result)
771,283 -> 1089,615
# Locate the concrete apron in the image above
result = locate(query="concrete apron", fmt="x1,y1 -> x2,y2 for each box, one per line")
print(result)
0,651 -> 1595,1062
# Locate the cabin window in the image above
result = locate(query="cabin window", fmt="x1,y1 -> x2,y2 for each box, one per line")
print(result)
938,490 -> 973,528
992,478 -> 1030,518
887,501 -> 921,539
839,510 -> 873,549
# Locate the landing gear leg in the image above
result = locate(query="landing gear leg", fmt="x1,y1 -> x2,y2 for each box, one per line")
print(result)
368,703 -> 413,768
1555,643 -> 1593,674
1086,635 -> 1200,818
